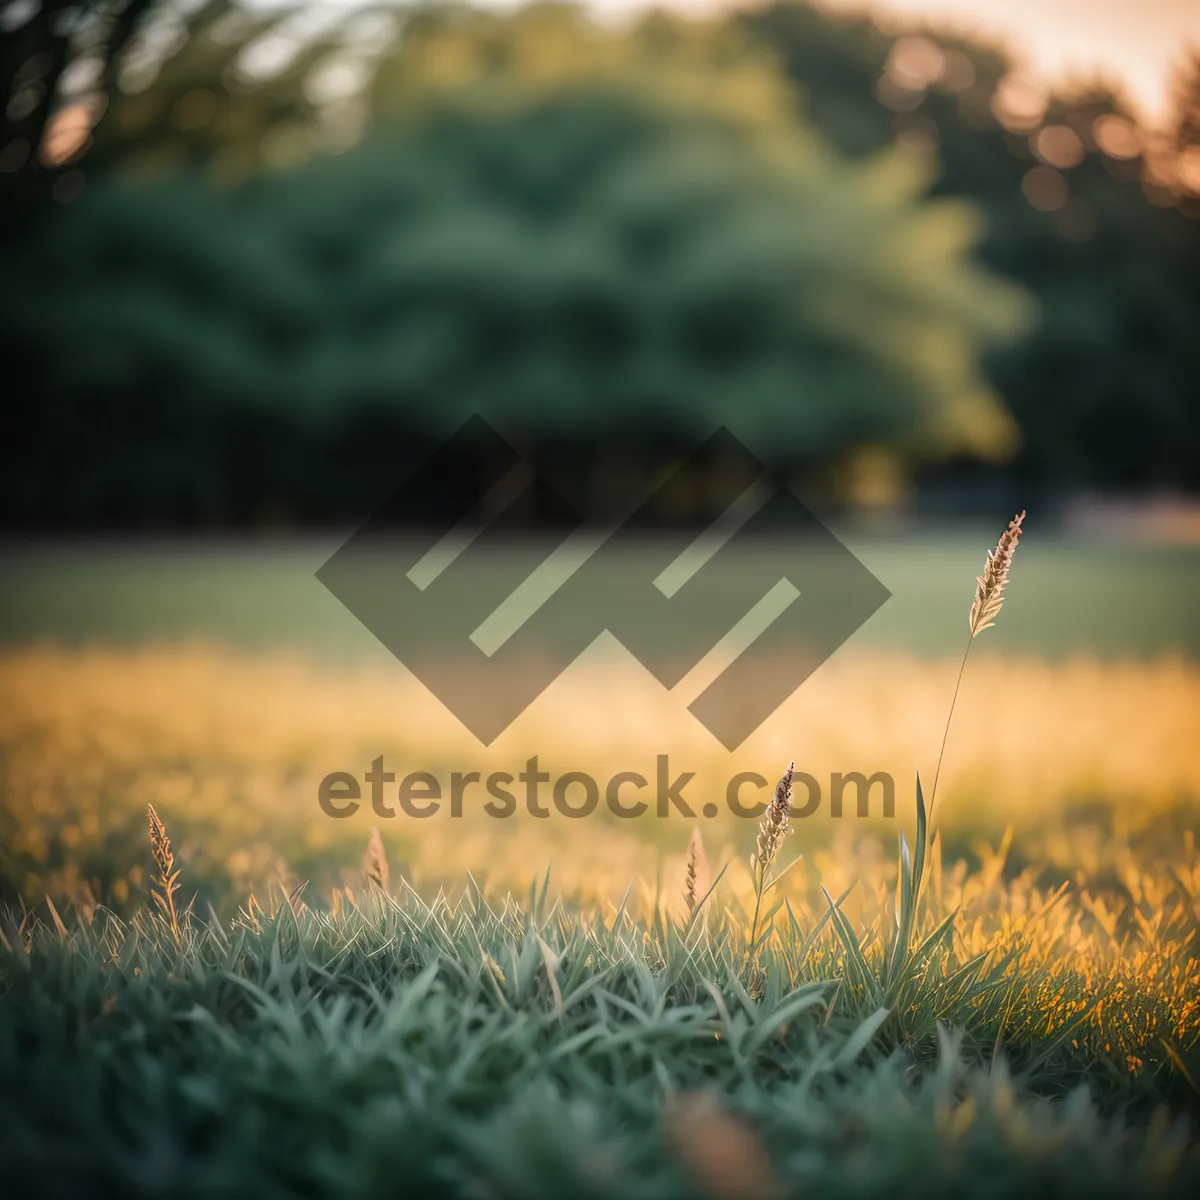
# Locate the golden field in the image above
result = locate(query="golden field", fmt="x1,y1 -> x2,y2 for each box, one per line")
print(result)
1,642 -> 1199,1084
1,643 -> 1197,906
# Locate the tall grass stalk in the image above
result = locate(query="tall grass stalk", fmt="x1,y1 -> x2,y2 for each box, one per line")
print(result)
929,511 -> 1025,822
748,762 -> 794,955
878,514 -> 1025,999
147,803 -> 181,942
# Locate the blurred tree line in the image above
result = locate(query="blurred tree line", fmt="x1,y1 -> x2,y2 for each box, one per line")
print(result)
0,1 -> 1197,527
744,6 -> 1200,497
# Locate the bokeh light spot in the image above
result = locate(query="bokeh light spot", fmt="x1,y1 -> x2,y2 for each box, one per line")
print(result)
992,77 -> 1047,133
1034,125 -> 1085,170
939,49 -> 976,93
1177,147 -> 1200,197
887,36 -> 945,91
1022,165 -> 1068,212
39,103 -> 94,167
1093,114 -> 1141,160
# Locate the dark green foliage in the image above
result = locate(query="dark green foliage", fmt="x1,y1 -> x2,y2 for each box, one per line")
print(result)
0,4 -> 1022,526
743,3 -> 1200,490
0,0 -> 157,230
4,1 -> 1200,526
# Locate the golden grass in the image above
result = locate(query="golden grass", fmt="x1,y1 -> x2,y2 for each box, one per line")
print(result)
5,516 -> 1197,1105
0,642 -> 1197,906
1,639 -> 1198,1075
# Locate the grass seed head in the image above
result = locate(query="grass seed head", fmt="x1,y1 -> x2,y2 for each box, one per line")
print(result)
685,825 -> 710,913
146,803 -> 181,940
363,826 -> 390,892
969,511 -> 1025,637
753,762 -> 794,885
147,803 -> 173,879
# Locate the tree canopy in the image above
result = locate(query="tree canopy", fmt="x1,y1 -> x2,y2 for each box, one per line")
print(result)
1,3 -> 1027,524
3,1 -> 1198,525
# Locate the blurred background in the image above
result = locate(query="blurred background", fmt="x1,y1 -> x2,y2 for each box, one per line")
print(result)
3,0 -> 1200,526
0,0 -> 1198,910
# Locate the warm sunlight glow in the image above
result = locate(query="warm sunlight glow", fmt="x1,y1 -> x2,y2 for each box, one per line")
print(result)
1034,124 -> 1087,169
817,0 -> 1200,122
1093,112 -> 1143,157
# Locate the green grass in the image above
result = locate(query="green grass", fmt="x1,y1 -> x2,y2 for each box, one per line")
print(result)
2,531 -> 1198,659
3,530 -> 1199,1197
3,810 -> 1199,1200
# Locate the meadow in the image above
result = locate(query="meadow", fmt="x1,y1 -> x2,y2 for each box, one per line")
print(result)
1,531 -> 1199,1197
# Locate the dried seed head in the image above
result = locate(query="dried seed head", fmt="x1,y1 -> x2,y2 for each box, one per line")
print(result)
363,826 -> 389,892
147,803 -> 181,940
147,803 -> 173,878
752,762 -> 794,884
684,825 -> 710,913
969,511 -> 1025,637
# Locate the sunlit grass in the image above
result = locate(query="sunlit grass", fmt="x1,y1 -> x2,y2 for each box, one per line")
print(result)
1,804 -> 1197,1197
1,639 -> 1199,1195
1,644 -> 1197,902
